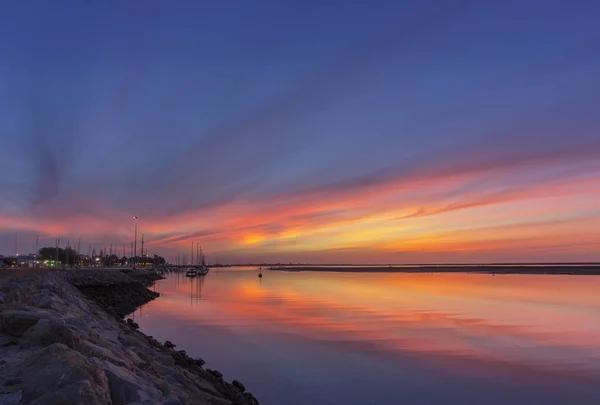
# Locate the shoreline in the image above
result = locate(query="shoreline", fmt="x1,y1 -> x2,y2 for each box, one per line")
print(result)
269,265 -> 600,275
0,268 -> 259,405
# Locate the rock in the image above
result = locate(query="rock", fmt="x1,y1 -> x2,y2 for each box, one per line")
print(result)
232,380 -> 246,392
190,365 -> 203,373
126,319 -> 140,329
118,330 -> 144,347
75,281 -> 160,318
20,318 -> 81,349
4,377 -> 21,386
21,343 -> 111,405
64,316 -> 98,340
172,370 -> 191,386
126,319 -> 139,328
163,396 -> 184,405
147,337 -> 162,348
0,390 -> 23,405
172,350 -> 195,367
0,270 -> 261,405
79,341 -> 114,360
190,376 -> 223,397
0,338 -> 18,347
0,309 -> 46,337
207,369 -> 224,379
243,392 -> 259,405
132,346 -> 156,361
89,358 -> 161,404
27,381 -> 105,405
154,351 -> 175,366
36,295 -> 64,309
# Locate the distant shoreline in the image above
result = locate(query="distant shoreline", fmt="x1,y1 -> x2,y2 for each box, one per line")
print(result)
269,265 -> 600,275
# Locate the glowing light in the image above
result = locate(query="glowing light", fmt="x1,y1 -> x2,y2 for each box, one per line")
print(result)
280,229 -> 299,239
243,234 -> 264,245
2,153 -> 599,263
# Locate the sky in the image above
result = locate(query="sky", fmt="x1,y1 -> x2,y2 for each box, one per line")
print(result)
1,0 -> 599,264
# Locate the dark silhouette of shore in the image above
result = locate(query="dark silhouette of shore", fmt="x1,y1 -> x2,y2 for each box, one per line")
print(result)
270,264 -> 600,275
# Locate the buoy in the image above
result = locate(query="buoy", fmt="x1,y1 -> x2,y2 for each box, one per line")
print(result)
258,272 -> 263,278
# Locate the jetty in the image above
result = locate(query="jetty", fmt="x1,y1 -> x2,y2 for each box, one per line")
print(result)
0,268 -> 259,405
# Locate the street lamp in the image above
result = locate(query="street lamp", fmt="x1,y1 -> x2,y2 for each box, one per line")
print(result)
133,216 -> 138,268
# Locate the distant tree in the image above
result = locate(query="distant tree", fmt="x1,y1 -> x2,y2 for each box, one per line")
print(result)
106,254 -> 119,267
38,246 -> 78,266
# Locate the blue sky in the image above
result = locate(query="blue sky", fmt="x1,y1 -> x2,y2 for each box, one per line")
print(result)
1,0 -> 600,263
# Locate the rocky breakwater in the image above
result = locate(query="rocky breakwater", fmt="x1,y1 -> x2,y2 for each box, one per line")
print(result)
67,268 -> 163,318
0,269 -> 259,405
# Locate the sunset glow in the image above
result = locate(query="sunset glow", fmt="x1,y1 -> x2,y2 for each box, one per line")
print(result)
1,1 -> 599,263
3,154 -> 599,263
138,271 -> 600,378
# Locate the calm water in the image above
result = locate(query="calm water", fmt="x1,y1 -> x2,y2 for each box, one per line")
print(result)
133,268 -> 600,405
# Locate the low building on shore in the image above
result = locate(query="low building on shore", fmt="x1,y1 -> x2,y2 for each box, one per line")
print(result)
1,254 -> 37,268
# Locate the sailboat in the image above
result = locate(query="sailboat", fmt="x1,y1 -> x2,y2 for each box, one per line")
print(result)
197,249 -> 209,276
186,241 -> 198,277
186,242 -> 209,276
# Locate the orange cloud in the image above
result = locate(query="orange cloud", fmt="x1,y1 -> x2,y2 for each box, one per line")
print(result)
5,150 -> 600,263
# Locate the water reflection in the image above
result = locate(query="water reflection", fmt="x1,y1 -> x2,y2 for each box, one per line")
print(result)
189,275 -> 205,306
134,269 -> 600,405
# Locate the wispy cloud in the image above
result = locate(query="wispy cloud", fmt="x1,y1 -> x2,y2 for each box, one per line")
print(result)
1,0 -> 600,261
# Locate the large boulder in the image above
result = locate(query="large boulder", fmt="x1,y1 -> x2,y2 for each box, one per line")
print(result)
0,391 -> 23,405
0,310 -> 47,337
36,295 -> 61,309
78,341 -> 131,369
21,343 -> 111,405
79,340 -> 113,359
232,380 -> 246,393
35,295 -> 73,314
89,357 -> 161,404
20,318 -> 81,349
